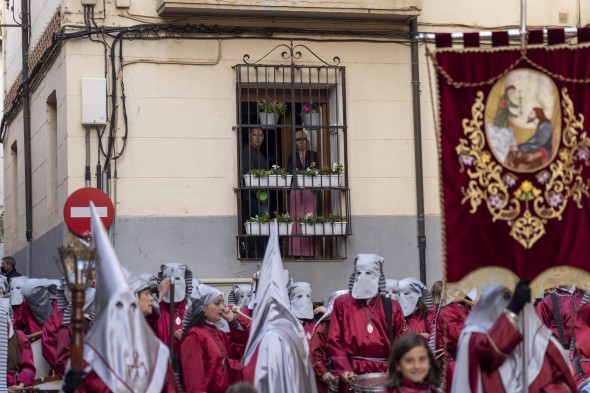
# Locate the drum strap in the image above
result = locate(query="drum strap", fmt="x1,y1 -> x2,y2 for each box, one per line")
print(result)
349,355 -> 388,363
551,292 -> 568,348
382,295 -> 394,345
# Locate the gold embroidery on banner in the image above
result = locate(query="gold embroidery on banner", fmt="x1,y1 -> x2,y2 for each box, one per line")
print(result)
456,88 -> 590,249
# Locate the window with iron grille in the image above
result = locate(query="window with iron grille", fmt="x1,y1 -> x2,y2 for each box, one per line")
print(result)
235,43 -> 351,261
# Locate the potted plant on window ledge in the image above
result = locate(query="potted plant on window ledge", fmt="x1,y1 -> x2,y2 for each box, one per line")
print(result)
258,99 -> 285,127
295,167 -> 319,188
274,211 -> 294,236
324,214 -> 347,235
301,103 -> 321,129
245,211 -> 271,235
298,213 -> 326,235
318,163 -> 344,187
243,168 -> 269,187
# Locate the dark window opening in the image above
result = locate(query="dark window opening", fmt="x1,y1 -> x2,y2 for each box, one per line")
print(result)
235,64 -> 351,261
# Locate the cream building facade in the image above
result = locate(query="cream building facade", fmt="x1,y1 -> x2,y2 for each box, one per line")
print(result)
1,0 -> 587,299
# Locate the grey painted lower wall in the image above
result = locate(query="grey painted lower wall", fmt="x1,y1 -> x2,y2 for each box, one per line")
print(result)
12,222 -> 65,278
113,215 -> 443,302
15,215 -> 443,302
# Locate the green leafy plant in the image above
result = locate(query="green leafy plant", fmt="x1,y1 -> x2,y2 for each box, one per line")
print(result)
318,163 -> 344,175
246,210 -> 271,223
274,211 -> 293,224
301,103 -> 320,115
268,165 -> 288,178
248,168 -> 269,178
297,213 -> 325,225
295,167 -> 319,176
258,99 -> 286,116
326,214 -> 347,223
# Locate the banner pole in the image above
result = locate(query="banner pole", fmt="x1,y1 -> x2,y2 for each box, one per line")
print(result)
520,0 -> 527,48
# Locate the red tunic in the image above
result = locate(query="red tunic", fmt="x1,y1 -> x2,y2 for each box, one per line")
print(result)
81,362 -> 178,393
42,308 -> 64,371
327,294 -> 405,381
571,302 -> 590,385
536,288 -> 584,348
435,302 -> 470,358
180,322 -> 247,393
148,299 -> 187,357
6,330 -> 36,388
400,310 -> 436,339
300,319 -> 327,393
380,379 -> 442,393
12,300 -> 43,335
465,314 -> 523,392
231,306 -> 254,359
55,324 -> 73,377
463,313 -> 576,393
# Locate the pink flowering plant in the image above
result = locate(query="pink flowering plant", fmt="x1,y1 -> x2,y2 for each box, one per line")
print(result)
301,103 -> 320,115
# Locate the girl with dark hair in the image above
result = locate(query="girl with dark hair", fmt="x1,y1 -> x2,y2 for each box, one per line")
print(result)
382,334 -> 441,393
180,284 -> 248,393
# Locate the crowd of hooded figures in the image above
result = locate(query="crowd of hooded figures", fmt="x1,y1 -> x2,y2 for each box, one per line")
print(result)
0,212 -> 588,393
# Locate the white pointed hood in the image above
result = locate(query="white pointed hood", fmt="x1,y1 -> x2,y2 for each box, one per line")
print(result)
243,223 -> 317,393
9,276 -> 29,306
158,263 -> 194,303
83,203 -> 170,393
289,282 -> 314,320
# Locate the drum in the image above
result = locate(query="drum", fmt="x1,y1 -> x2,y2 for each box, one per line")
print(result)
32,375 -> 62,392
349,373 -> 387,393
30,338 -> 51,378
579,378 -> 590,392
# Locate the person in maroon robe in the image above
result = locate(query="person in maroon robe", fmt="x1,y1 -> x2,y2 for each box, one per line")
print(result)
327,254 -> 405,393
0,297 -> 36,391
54,287 -> 95,377
180,284 -> 248,393
311,289 -> 348,393
397,278 -> 435,340
571,301 -> 590,387
452,281 -> 576,393
536,285 -> 584,349
148,263 -> 195,356
435,292 -> 471,393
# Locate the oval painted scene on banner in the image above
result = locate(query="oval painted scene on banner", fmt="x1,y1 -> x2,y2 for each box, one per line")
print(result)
485,69 -> 561,173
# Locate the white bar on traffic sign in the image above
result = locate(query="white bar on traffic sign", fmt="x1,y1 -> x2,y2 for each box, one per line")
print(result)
71,207 -> 108,218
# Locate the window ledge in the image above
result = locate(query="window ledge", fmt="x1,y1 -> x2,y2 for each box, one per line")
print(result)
156,0 -> 421,21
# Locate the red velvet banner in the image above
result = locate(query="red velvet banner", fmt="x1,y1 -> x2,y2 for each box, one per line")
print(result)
435,44 -> 590,290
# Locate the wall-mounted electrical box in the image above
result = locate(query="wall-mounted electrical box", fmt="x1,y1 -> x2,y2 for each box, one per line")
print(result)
81,78 -> 107,125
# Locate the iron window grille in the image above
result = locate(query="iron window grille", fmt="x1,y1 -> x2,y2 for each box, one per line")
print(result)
235,42 -> 351,261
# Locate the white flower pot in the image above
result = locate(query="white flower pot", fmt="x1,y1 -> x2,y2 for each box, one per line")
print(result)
302,112 -> 321,128
278,222 -> 294,236
321,175 -> 340,187
243,175 -> 269,187
301,223 -> 325,235
296,174 -> 317,187
324,222 -> 347,235
244,222 -> 270,235
268,174 -> 293,187
259,112 -> 279,126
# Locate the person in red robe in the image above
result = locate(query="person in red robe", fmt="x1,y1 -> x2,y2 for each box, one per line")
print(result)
310,289 -> 348,393
63,206 -> 176,393
381,334 -> 441,393
54,287 -> 95,376
452,281 -> 576,393
327,254 -> 405,393
0,296 -> 36,392
180,284 -> 248,393
434,291 -> 471,393
571,301 -> 590,387
397,278 -> 435,339
148,263 -> 195,356
536,285 -> 584,349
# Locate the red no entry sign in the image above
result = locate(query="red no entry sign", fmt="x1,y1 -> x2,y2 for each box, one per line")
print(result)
64,187 -> 114,238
